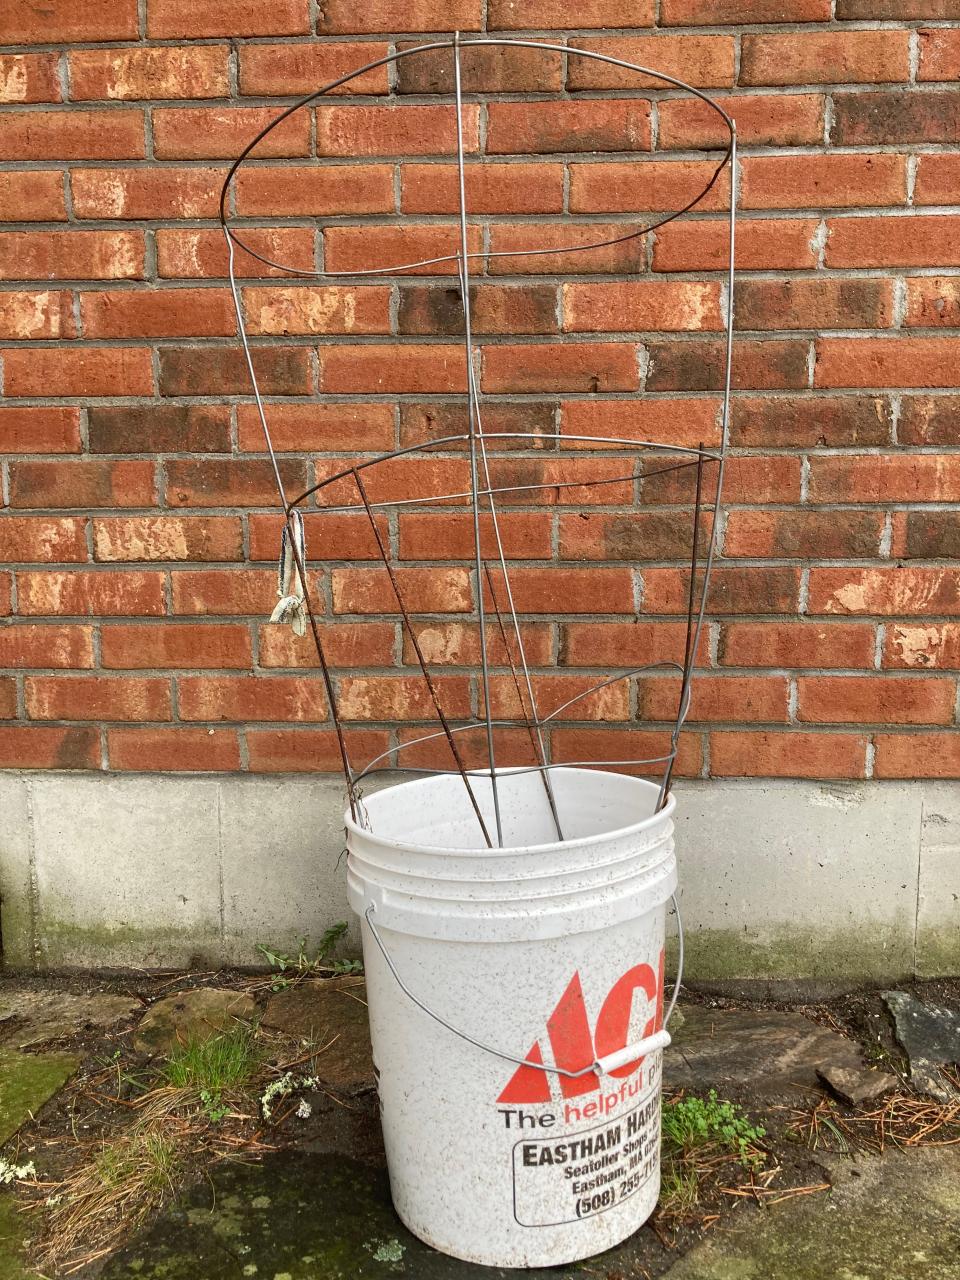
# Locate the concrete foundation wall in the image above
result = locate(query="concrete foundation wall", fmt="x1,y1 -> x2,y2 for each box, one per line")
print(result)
1,772 -> 957,980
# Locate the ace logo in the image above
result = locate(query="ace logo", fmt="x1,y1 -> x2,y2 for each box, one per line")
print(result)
497,952 -> 665,1104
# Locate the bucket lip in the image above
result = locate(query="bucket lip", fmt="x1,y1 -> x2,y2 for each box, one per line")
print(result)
345,766 -> 676,857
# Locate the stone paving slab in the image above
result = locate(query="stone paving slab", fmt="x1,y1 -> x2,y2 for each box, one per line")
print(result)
0,991 -> 139,1050
0,1049 -> 78,1146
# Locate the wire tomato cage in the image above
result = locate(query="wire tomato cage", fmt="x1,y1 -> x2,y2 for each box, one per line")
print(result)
219,34 -> 738,849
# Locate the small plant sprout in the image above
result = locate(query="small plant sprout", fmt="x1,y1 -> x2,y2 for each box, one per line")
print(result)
256,922 -> 362,991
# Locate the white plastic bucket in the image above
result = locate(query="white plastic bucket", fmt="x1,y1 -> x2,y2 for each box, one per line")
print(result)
346,766 -> 677,1269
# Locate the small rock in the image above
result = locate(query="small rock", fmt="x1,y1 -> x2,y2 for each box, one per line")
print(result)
134,988 -> 257,1055
0,991 -> 140,1049
882,990 -> 960,1102
261,977 -> 373,1093
0,1048 -> 79,1144
816,1063 -> 898,1107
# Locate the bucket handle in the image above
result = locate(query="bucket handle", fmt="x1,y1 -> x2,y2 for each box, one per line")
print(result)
363,896 -> 684,1081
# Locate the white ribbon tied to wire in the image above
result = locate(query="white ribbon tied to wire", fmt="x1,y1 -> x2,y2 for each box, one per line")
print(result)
269,510 -> 308,637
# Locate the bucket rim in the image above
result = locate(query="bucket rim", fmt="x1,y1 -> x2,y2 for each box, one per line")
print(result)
345,766 -> 676,857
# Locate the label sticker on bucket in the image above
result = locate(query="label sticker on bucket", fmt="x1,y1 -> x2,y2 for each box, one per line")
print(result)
511,1066 -> 662,1226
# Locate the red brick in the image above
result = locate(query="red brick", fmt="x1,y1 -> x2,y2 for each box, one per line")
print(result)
0,407 -> 81,454
899,396 -> 960,445
317,0 -> 482,32
72,168 -> 224,220
490,674 -> 629,723
89,405 -> 231,455
647,339 -> 807,391
178,675 -> 327,721
639,674 -> 789,722
237,403 -> 394,453
489,0 -> 654,25
719,621 -> 876,669
324,224 -> 482,276
0,517 -> 87,564
482,343 -> 640,394
658,95 -> 823,149
563,281 -> 722,334
399,512 -> 552,560
653,219 -> 818,272
646,454 -> 799,505
235,165 -> 393,218
108,728 -> 241,772
69,47 -> 229,100
241,285 -> 390,336
0,725 -> 99,770
94,516 -> 242,563
483,457 -> 635,507
0,576 -> 10,617
558,509 -> 707,560
0,679 -> 15,719
741,154 -> 905,210
400,401 -> 555,447
808,568 -> 960,617
663,0 -> 828,19
561,398 -> 722,450
399,284 -> 558,336
810,454 -> 960,503
916,156 -> 960,206
403,621 -> 552,668
0,291 -> 74,340
0,1 -> 138,42
569,160 -> 730,214
905,277 -> 960,327
3,347 -> 153,398
9,461 -> 153,511
164,459 -> 305,508
0,230 -> 144,281
395,725 -> 551,773
26,675 -> 170,722
487,101 -> 652,155
81,288 -> 236,338
0,110 -> 144,161
918,29 -> 960,81
171,569 -> 275,616
644,566 -> 800,614
483,568 -> 635,615
815,338 -> 960,389
319,343 -> 467,394
396,42 -> 561,93
156,228 -> 314,279
102,623 -> 252,669
247,728 -> 388,772
725,510 -> 882,559
158,346 -> 311,397
562,621 -> 706,668
248,512 -> 384,562
260,622 -> 395,668
239,42 -> 389,95
550,727 -> 702,777
567,36 -> 735,89
838,0 -> 960,15
332,567 -> 473,615
153,108 -> 310,160
710,731 -> 867,779
731,396 -> 890,448
488,224 -> 648,275
826,216 -> 960,268
740,31 -> 910,85
401,163 -> 564,214
0,624 -> 93,670
0,171 -> 66,222
833,91 -> 960,146
884,624 -> 960,670
0,54 -> 60,103
798,675 -> 955,726
316,105 -> 479,157
17,571 -> 165,617
874,733 -> 960,780
148,0 -> 310,37
338,675 -> 470,722
898,511 -> 960,559
736,279 -> 892,331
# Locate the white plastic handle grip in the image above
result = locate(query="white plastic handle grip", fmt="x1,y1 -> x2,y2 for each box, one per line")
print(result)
594,1029 -> 671,1076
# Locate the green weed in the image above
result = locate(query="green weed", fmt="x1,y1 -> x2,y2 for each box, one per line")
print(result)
662,1089 -> 766,1169
256,922 -> 362,991
160,1026 -> 258,1123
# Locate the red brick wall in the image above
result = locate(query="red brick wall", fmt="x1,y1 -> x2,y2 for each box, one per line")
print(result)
1,1 -> 958,782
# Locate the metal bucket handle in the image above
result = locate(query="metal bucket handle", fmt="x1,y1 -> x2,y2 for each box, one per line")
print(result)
363,896 -> 683,1080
